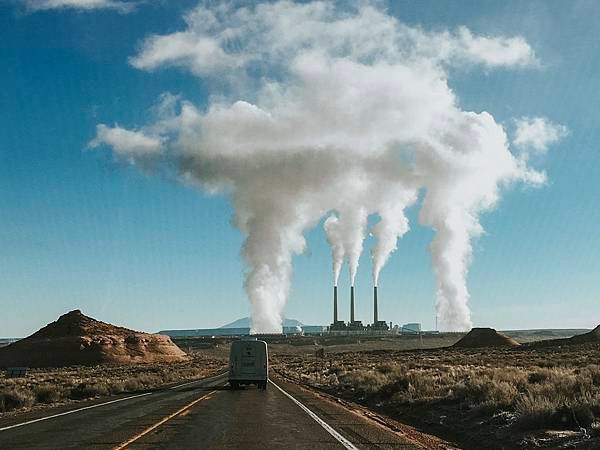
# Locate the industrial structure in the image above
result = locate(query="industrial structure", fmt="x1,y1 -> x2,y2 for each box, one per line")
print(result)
329,284 -> 389,332
401,323 -> 422,334
371,286 -> 390,330
329,285 -> 347,330
161,324 -> 327,338
347,285 -> 364,329
162,282 -> 425,338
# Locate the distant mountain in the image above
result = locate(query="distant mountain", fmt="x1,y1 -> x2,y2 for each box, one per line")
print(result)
220,317 -> 304,329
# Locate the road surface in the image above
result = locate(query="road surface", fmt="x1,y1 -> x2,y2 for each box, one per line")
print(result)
0,371 -> 437,449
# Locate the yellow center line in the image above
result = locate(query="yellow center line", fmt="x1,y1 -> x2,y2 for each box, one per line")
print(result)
112,389 -> 219,450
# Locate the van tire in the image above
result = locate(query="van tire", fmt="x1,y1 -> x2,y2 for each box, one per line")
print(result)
230,381 -> 238,390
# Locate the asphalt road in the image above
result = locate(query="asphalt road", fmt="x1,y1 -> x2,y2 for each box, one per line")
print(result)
0,372 -> 427,449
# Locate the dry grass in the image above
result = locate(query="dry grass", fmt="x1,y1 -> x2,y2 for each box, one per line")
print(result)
0,388 -> 35,412
272,343 -> 600,448
0,352 -> 226,415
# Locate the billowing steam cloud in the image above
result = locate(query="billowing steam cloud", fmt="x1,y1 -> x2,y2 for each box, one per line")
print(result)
323,215 -> 344,286
371,192 -> 417,287
90,1 -> 565,332
326,207 -> 369,287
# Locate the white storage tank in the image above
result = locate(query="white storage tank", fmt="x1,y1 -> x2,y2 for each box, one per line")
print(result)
402,323 -> 422,334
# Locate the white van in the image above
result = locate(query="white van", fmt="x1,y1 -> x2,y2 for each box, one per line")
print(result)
229,338 -> 268,390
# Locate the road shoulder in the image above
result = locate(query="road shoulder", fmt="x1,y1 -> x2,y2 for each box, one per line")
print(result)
272,375 -> 458,450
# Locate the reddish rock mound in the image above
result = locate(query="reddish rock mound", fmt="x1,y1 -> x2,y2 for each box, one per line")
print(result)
0,310 -> 188,368
452,327 -> 521,349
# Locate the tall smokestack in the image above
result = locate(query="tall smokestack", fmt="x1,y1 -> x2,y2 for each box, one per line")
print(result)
373,286 -> 378,323
350,286 -> 355,323
333,285 -> 338,323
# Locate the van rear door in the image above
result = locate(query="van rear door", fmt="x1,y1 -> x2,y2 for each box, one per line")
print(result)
240,342 -> 257,376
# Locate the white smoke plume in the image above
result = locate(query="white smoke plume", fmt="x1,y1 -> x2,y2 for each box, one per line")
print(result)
324,214 -> 344,286
370,191 -> 417,286
91,1 -> 564,332
338,207 -> 369,287
324,206 -> 368,287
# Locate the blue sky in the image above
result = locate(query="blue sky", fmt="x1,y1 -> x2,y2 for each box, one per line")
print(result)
1,0 -> 599,336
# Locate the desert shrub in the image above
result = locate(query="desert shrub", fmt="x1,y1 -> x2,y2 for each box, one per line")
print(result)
135,373 -> 163,387
583,365 -> 600,386
528,370 -> 549,384
491,367 -> 528,390
515,394 -> 556,429
274,345 -> 600,443
328,365 -> 343,375
0,354 -> 224,414
451,379 -> 517,408
109,382 -> 125,394
516,394 -> 597,430
120,373 -> 165,392
69,382 -> 109,400
339,370 -> 388,395
552,404 -> 595,429
123,379 -> 143,392
35,384 -> 63,404
0,388 -> 35,412
551,373 -> 592,398
408,372 -> 441,399
377,363 -> 400,375
379,376 -> 410,398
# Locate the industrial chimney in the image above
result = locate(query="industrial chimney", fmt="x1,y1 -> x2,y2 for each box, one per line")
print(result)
373,286 -> 378,324
333,285 -> 338,323
350,285 -> 355,323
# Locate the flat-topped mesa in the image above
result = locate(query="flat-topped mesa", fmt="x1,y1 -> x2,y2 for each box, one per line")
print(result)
0,310 -> 188,368
452,327 -> 521,348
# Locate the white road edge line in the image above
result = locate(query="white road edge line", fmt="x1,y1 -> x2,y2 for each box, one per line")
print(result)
269,380 -> 358,450
0,392 -> 152,432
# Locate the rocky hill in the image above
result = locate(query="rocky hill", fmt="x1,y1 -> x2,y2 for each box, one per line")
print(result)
0,310 -> 188,368
567,324 -> 600,344
452,327 -> 521,348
